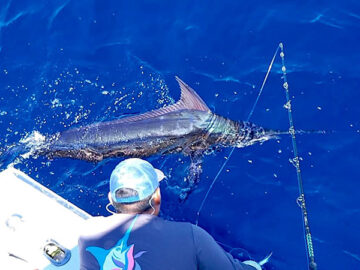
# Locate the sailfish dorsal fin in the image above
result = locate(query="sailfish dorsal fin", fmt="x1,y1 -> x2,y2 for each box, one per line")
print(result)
175,76 -> 210,112
112,77 -> 210,124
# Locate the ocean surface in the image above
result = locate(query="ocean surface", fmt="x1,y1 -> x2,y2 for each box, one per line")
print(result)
1,1 -> 360,269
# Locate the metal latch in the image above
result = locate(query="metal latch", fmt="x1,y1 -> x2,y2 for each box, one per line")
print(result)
43,239 -> 71,266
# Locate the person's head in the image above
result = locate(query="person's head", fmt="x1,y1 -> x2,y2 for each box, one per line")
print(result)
108,158 -> 165,215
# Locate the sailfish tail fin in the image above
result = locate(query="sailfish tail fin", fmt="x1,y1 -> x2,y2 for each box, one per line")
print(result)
0,131 -> 47,170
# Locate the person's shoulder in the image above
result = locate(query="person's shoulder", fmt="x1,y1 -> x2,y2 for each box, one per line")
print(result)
151,216 -> 194,233
189,223 -> 209,235
189,224 -> 216,244
81,214 -> 135,236
160,217 -> 193,227
80,215 -> 108,236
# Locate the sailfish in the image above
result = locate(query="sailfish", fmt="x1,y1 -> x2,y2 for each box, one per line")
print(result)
1,77 -> 277,197
45,77 -> 275,159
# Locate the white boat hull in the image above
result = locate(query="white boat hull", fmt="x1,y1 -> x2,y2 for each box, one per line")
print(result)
0,167 -> 91,269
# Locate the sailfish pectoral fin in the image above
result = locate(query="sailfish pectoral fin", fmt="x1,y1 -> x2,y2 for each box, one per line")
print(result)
179,152 -> 204,201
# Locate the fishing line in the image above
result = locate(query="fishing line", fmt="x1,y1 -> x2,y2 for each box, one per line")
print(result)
195,45 -> 279,225
279,43 -> 317,270
246,45 -> 280,122
195,147 -> 235,225
195,43 -> 318,270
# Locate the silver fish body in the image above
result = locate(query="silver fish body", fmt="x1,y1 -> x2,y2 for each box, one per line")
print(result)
42,77 -> 274,161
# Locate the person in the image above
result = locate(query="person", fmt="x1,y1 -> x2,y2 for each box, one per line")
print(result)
78,158 -> 262,270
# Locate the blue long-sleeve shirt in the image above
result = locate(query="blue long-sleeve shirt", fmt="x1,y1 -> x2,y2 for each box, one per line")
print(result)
78,214 -> 256,270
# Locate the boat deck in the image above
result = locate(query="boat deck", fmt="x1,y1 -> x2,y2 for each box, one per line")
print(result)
0,167 -> 91,269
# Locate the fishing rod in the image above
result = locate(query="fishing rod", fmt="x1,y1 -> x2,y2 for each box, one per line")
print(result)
279,43 -> 317,270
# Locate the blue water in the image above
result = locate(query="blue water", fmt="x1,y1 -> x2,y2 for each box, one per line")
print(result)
1,1 -> 360,269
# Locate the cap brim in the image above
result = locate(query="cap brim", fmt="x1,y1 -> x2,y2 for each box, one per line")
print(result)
155,169 -> 165,182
